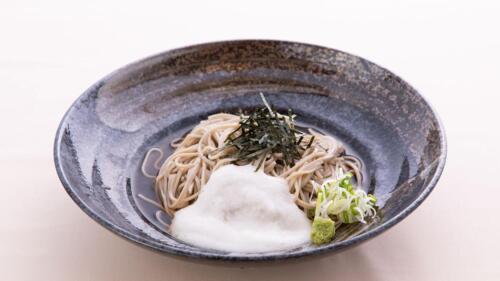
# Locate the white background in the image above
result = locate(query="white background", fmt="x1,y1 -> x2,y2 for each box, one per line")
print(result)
1,0 -> 499,280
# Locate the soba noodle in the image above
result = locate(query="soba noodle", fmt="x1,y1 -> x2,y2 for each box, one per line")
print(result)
141,113 -> 362,216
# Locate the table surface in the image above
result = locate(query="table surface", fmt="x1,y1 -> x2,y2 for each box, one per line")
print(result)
1,1 -> 499,280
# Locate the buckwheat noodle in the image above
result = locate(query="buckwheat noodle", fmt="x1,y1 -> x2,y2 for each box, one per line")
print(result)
140,113 -> 362,216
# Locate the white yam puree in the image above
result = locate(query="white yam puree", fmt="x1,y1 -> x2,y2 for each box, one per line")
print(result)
170,165 -> 311,252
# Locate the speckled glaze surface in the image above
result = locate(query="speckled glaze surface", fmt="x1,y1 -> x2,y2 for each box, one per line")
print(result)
54,40 -> 446,262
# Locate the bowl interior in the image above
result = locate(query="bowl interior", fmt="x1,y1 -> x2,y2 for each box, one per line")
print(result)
54,40 -> 445,261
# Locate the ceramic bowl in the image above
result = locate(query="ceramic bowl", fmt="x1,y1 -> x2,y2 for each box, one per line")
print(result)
54,40 -> 446,262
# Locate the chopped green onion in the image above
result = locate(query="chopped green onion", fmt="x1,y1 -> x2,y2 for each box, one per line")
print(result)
310,168 -> 378,245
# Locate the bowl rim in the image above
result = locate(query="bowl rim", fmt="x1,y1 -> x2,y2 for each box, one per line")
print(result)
53,39 -> 447,261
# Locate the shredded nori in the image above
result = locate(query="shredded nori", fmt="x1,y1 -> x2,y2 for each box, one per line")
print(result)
225,94 -> 314,170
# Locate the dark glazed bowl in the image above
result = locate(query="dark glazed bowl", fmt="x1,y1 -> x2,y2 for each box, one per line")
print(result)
54,40 -> 446,262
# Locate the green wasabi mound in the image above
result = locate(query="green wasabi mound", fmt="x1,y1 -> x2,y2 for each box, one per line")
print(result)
311,217 -> 335,245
